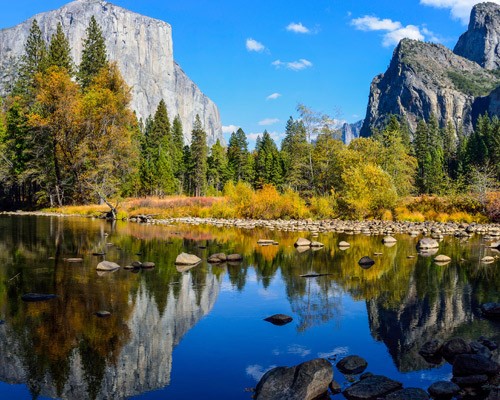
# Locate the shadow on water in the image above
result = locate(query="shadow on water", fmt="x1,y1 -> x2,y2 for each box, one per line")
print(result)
0,215 -> 498,398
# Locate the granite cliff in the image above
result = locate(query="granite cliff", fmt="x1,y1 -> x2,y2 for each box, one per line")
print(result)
361,2 -> 500,137
0,0 -> 223,145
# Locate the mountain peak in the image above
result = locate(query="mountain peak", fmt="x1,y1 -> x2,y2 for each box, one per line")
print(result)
454,2 -> 500,69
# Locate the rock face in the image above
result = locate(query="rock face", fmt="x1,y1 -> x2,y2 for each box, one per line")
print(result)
254,358 -> 333,400
0,0 -> 223,145
454,2 -> 500,70
341,120 -> 363,144
360,2 -> 500,138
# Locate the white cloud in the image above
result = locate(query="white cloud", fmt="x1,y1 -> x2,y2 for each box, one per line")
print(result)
246,365 -> 276,382
222,125 -> 240,134
351,15 -> 433,47
266,93 -> 282,101
286,22 -> 311,34
351,16 -> 402,31
382,25 -> 425,47
272,59 -> 313,71
420,0 -> 500,24
259,118 -> 280,126
246,38 -> 266,52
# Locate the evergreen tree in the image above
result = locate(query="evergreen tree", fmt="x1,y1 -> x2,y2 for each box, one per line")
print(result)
151,100 -> 175,195
15,19 -> 48,99
254,131 -> 283,188
172,115 -> 185,191
227,128 -> 251,182
47,23 -> 74,75
78,16 -> 108,89
207,139 -> 230,192
281,116 -> 308,191
190,115 -> 208,197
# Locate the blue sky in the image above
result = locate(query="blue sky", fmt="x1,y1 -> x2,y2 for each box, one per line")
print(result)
0,0 -> 495,146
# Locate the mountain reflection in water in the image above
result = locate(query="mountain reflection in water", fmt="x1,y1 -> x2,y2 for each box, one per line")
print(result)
0,215 -> 497,399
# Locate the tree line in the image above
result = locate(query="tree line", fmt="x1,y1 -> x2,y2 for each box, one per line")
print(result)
0,19 -> 498,219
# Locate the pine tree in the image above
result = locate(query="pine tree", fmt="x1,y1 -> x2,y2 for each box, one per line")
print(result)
254,131 -> 283,188
78,16 -> 108,89
227,128 -> 250,182
207,139 -> 230,192
151,100 -> 175,195
172,115 -> 185,191
47,23 -> 74,75
281,117 -> 308,191
15,19 -> 48,99
190,115 -> 208,197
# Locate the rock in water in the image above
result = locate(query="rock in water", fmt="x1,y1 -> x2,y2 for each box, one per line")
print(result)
417,238 -> 439,250
226,254 -> 243,262
434,254 -> 451,263
382,236 -> 397,244
336,355 -> 368,375
254,358 -> 333,400
343,375 -> 402,400
481,303 -> 500,318
175,253 -> 201,265
294,238 -> 311,247
264,314 -> 293,326
207,253 -> 227,263
141,262 -> 155,269
452,354 -> 500,377
358,256 -> 375,268
95,310 -> 111,318
0,0 -> 222,145
21,293 -> 57,302
428,381 -> 460,398
441,338 -> 471,361
386,388 -> 429,400
96,261 -> 121,271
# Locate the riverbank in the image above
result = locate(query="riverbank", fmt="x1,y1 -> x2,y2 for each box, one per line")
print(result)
3,211 -> 499,239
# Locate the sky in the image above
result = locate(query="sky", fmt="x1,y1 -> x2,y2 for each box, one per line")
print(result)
0,0 -> 496,146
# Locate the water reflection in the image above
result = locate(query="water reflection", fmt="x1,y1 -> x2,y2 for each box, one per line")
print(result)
0,215 -> 498,398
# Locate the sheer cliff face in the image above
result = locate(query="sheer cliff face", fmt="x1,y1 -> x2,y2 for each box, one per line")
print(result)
0,272 -> 221,399
454,2 -> 500,70
361,2 -> 500,137
0,0 -> 222,145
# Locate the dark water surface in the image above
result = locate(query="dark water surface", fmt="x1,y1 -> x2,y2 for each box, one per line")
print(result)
0,215 -> 498,399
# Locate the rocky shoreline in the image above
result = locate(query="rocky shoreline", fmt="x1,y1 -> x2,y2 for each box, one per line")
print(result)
2,212 -> 500,239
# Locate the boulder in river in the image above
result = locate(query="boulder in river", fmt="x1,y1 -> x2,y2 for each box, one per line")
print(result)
419,339 -> 442,358
434,255 -> 451,263
21,293 -> 57,302
343,374 -> 402,400
339,241 -> 350,248
96,261 -> 121,271
175,253 -> 201,265
382,236 -> 397,244
452,354 -> 499,377
441,338 -> 471,361
66,258 -> 83,263
294,238 -> 311,247
336,355 -> 368,375
95,310 -> 111,318
141,261 -> 155,269
481,256 -> 495,263
417,238 -> 439,250
310,241 -> 324,248
207,253 -> 227,263
427,381 -> 460,399
254,358 -> 333,400
226,254 -> 243,262
358,256 -> 375,268
264,314 -> 293,326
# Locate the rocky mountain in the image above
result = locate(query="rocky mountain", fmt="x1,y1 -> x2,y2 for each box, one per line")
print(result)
0,0 -> 223,145
454,2 -> 500,70
360,2 -> 500,137
341,120 -> 363,144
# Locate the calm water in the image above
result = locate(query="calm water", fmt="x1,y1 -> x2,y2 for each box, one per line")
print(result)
0,215 -> 498,399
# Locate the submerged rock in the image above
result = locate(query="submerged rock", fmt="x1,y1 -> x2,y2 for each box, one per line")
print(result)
264,314 -> 293,326
226,254 -> 243,262
310,241 -> 325,248
343,375 -> 402,400
95,311 -> 111,318
66,258 -> 83,263
96,261 -> 121,271
141,262 -> 155,269
21,293 -> 57,302
417,238 -> 439,250
336,355 -> 368,375
254,358 -> 333,400
175,253 -> 201,265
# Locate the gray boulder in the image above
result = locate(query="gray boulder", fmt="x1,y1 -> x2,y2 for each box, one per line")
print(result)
343,375 -> 402,400
254,358 -> 333,400
441,338 -> 471,361
417,238 -> 439,250
336,355 -> 368,375
207,253 -> 227,263
96,261 -> 121,271
452,354 -> 499,377
428,381 -> 460,398
264,314 -> 293,326
385,388 -> 429,400
175,253 -> 201,265
294,238 -> 311,247
226,254 -> 243,262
